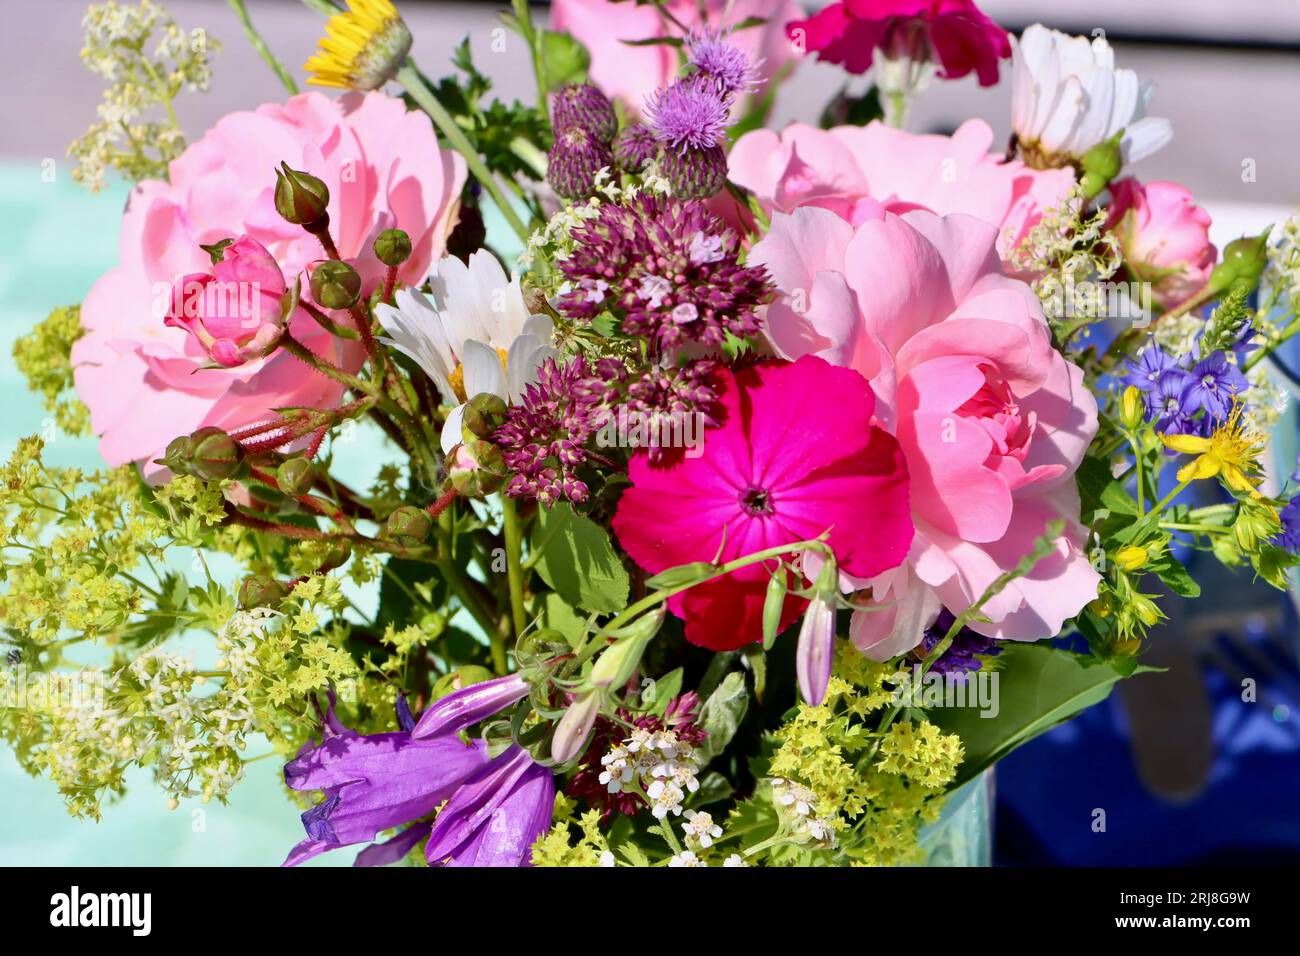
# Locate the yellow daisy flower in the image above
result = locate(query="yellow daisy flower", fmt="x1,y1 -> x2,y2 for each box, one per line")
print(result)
1160,405 -> 1264,497
305,0 -> 412,91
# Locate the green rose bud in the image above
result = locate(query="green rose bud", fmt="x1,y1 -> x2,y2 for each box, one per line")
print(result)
315,540 -> 353,574
1079,129 -> 1124,199
385,505 -> 432,545
276,456 -> 315,496
156,434 -> 195,475
460,393 -> 509,440
310,259 -> 362,310
448,439 -> 506,498
188,426 -> 245,481
274,163 -> 330,226
239,574 -> 290,609
1207,228 -> 1271,295
373,228 -> 412,267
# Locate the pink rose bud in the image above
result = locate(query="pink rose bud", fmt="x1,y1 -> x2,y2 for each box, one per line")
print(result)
1107,178 -> 1217,309
164,235 -> 288,368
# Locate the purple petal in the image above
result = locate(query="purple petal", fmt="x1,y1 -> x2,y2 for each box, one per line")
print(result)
354,821 -> 432,868
411,674 -> 529,739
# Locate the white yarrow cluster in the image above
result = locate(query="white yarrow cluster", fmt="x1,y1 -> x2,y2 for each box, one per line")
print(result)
599,727 -> 701,820
771,777 -> 836,845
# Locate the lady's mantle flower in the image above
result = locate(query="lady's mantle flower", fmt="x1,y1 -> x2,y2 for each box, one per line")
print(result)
612,355 -> 913,651
305,0 -> 412,91
1011,24 -> 1171,167
1161,405 -> 1265,497
376,251 -> 556,453
556,193 -> 774,352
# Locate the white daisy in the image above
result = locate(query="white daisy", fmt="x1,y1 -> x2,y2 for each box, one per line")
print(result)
375,250 -> 557,453
1011,24 -> 1172,166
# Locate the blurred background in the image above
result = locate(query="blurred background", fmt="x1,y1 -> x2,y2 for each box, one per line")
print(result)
0,0 -> 1298,866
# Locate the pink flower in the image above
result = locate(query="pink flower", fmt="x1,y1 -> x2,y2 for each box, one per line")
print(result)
787,0 -> 1009,85
751,208 -> 1100,655
163,236 -> 289,368
549,0 -> 802,116
728,119 -> 1074,261
612,355 -> 913,651
1106,178 -> 1216,309
73,92 -> 466,476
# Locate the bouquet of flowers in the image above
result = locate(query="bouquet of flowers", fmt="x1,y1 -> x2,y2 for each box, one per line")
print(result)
5,0 -> 1299,868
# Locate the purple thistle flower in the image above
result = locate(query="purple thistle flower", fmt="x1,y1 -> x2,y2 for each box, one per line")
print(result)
547,124 -> 614,201
424,745 -> 555,867
556,193 -> 773,352
1274,498 -> 1300,553
550,82 -> 617,142
492,355 -> 611,506
1183,351 -> 1249,419
614,123 -> 660,172
921,611 -> 1001,678
646,76 -> 729,153
686,29 -> 762,97
1123,344 -> 1180,392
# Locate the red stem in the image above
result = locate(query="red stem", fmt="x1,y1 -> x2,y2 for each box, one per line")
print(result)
425,486 -> 458,518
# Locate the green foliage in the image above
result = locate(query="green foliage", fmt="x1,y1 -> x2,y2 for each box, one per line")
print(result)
530,503 -> 630,612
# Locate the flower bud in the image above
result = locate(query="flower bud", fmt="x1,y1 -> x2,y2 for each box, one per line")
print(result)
276,456 -> 315,496
385,505 -> 432,545
239,574 -> 290,609
1120,385 -> 1144,430
1233,499 -> 1280,554
661,143 -> 728,200
448,440 -> 506,498
551,83 -> 618,143
1114,544 -> 1148,572
551,690 -> 602,764
309,259 -> 362,310
460,393 -> 509,440
157,434 -> 195,475
314,540 -> 352,574
547,124 -> 614,201
274,163 -> 330,226
1079,129 -> 1124,199
590,605 -> 665,690
188,426 -> 245,481
613,124 -> 659,172
373,228 -> 412,267
1207,229 -> 1271,295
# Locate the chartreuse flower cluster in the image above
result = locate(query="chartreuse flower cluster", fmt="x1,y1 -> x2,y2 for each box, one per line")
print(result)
12,306 -> 91,437
69,0 -> 217,189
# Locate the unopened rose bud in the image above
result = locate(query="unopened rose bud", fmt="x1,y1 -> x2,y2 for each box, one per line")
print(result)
274,163 -> 330,226
188,427 -> 245,481
385,505 -> 432,545
373,228 -> 412,267
1120,385 -> 1144,431
157,434 -> 195,475
310,259 -> 362,309
276,456 -> 315,496
460,393 -> 508,440
1207,229 -> 1271,295
448,440 -> 506,497
1079,129 -> 1124,199
239,574 -> 290,609
315,540 -> 352,574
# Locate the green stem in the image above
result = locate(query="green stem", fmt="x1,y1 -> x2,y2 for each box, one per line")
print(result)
1127,431 -> 1147,514
396,63 -> 531,245
510,0 -> 549,115
1151,480 -> 1191,516
227,0 -> 300,94
501,495 -> 529,640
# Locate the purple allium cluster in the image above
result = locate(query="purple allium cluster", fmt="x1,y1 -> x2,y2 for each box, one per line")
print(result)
615,360 -> 724,463
920,611 -> 1002,678
686,29 -> 763,97
547,82 -> 618,201
556,193 -> 773,352
1123,342 -> 1249,436
492,355 -> 615,505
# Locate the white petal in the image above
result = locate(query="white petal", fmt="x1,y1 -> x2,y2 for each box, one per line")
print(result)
460,338 -> 507,400
1122,116 -> 1173,164
440,403 -> 466,454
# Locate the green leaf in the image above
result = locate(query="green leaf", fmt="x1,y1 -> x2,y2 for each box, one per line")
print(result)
539,30 -> 590,90
531,503 -> 630,613
539,592 -> 589,648
697,671 -> 749,762
1149,552 -> 1201,597
929,643 -> 1150,785
645,667 -> 684,715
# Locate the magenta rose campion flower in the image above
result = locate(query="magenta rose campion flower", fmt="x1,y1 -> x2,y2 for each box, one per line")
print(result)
73,91 -> 466,476
1106,178 -> 1216,309
549,0 -> 802,115
728,119 -> 1074,262
788,0 -> 1009,85
751,208 -> 1100,655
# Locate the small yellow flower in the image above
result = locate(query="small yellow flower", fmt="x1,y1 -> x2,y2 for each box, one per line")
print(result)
1114,544 -> 1148,571
1160,405 -> 1264,497
305,0 -> 412,91
1119,385 -> 1144,430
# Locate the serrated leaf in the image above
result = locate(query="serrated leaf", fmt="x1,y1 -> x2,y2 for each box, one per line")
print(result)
531,503 -> 630,613
540,29 -> 589,89
697,670 -> 749,762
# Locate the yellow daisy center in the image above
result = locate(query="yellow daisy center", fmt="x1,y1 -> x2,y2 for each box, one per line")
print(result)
447,348 -> 510,404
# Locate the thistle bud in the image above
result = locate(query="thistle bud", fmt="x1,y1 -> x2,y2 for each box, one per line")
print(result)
1079,129 -> 1124,199
547,125 -> 614,201
660,144 -> 728,200
373,228 -> 412,267
310,259 -> 362,310
239,574 -> 290,609
188,427 -> 245,481
385,505 -> 431,545
1120,385 -> 1144,431
274,163 -> 330,226
613,124 -> 660,173
551,83 -> 618,143
276,456 -> 315,496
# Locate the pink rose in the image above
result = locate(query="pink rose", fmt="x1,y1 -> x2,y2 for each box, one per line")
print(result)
751,207 -> 1100,654
549,0 -> 802,115
1106,178 -> 1216,309
787,0 -> 1009,85
164,236 -> 289,368
729,119 -> 1074,261
73,92 -> 466,476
